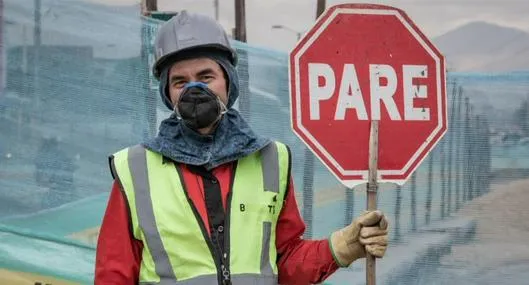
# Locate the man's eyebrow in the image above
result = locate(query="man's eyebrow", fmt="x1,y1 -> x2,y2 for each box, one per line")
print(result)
196,68 -> 215,77
169,74 -> 186,83
169,68 -> 216,83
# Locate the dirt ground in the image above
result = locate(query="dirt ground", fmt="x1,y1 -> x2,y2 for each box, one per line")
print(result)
433,178 -> 529,283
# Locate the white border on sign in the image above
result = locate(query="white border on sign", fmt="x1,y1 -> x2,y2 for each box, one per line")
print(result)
292,8 -> 445,185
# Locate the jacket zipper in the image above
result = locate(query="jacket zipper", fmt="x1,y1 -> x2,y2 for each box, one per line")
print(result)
175,165 -> 224,284
221,190 -> 233,284
220,161 -> 237,284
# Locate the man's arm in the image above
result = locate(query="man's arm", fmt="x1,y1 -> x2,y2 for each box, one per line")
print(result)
95,181 -> 143,285
276,177 -> 340,285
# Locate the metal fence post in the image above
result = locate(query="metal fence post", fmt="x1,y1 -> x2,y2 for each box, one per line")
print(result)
440,139 -> 446,219
394,185 -> 402,241
484,118 -> 491,193
345,187 -> 354,226
302,148 -> 314,239
446,82 -> 457,215
464,98 -> 471,202
411,173 -> 417,232
425,151 -> 434,225
455,87 -> 463,210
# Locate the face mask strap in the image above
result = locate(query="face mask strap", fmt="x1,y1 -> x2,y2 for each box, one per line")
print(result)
173,103 -> 182,120
218,98 -> 228,115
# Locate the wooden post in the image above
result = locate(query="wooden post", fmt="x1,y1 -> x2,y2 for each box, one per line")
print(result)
233,0 -> 250,119
140,0 -> 158,139
144,0 -> 157,14
366,120 -> 379,285
234,0 -> 247,42
213,0 -> 219,21
316,0 -> 326,19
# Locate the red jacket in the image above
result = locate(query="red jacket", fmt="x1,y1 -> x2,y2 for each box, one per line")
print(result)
95,162 -> 339,285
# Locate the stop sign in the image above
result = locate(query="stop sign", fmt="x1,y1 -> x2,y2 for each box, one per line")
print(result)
289,4 -> 447,187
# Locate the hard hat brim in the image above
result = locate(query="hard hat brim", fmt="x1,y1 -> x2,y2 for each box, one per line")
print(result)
152,44 -> 238,80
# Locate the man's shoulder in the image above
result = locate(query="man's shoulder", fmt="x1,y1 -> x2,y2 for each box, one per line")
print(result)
109,144 -> 151,163
266,140 -> 292,154
255,140 -> 292,167
110,144 -> 153,156
265,140 -> 290,148
109,145 -> 133,158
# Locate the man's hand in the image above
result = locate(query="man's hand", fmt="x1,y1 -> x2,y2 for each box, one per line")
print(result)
330,210 -> 389,267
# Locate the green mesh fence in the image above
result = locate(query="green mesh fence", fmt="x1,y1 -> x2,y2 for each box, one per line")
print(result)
1,0 -> 529,284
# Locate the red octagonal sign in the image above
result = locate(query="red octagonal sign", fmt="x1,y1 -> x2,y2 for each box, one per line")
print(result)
289,4 -> 447,187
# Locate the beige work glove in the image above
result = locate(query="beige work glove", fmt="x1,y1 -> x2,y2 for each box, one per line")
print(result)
329,210 -> 389,267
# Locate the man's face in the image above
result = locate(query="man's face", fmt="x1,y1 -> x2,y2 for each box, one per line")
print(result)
167,57 -> 228,107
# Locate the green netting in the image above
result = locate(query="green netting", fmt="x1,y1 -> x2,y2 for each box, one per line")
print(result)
1,0 -> 529,284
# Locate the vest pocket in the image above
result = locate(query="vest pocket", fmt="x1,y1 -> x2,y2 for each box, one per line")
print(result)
237,201 -> 279,219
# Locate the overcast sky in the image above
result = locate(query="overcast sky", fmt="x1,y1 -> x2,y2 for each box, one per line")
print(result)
90,0 -> 529,52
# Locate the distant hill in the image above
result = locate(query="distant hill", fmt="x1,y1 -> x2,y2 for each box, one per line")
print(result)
433,21 -> 529,72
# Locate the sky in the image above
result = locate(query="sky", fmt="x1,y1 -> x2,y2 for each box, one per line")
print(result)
89,0 -> 529,52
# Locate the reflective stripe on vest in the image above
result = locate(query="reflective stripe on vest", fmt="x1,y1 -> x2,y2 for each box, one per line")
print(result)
110,142 -> 289,284
127,145 -> 177,280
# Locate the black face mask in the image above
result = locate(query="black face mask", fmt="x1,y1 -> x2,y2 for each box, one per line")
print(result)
175,82 -> 227,130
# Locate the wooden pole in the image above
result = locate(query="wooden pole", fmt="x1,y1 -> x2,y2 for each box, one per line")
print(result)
234,0 -> 246,42
214,0 -> 219,21
233,0 -> 251,119
366,120 -> 379,285
144,0 -> 157,14
140,0 -> 158,139
316,0 -> 326,19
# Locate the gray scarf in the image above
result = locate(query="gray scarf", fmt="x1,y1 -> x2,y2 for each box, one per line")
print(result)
142,52 -> 270,170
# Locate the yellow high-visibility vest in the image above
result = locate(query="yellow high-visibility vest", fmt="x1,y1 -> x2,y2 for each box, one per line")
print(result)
110,141 -> 290,284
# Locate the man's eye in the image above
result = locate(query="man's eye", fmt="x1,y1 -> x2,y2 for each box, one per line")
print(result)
201,75 -> 214,81
173,81 -> 186,88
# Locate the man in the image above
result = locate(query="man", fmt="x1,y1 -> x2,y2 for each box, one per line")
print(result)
95,10 -> 388,285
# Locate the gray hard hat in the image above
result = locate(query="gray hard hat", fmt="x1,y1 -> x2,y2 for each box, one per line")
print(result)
152,10 -> 238,80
